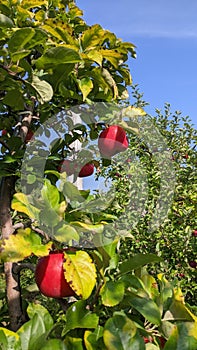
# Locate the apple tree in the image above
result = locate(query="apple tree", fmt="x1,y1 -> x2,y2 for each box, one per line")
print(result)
0,1 -> 197,349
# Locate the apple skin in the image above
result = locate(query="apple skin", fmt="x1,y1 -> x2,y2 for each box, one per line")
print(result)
192,230 -> 197,237
98,125 -> 128,158
2,129 -> 7,136
58,159 -> 77,176
78,163 -> 94,177
25,130 -> 34,143
188,261 -> 197,268
35,252 -> 75,298
58,159 -> 94,178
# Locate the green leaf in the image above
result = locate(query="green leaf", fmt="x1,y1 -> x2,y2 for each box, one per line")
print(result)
0,228 -> 52,262
63,250 -> 97,299
41,180 -> 60,210
8,28 -> 35,52
63,300 -> 99,335
21,0 -> 48,9
103,312 -> 137,350
17,305 -> 54,350
84,327 -> 105,350
31,75 -> 53,103
3,89 -> 25,110
0,13 -> 14,28
12,192 -> 40,220
100,280 -> 125,307
54,224 -> 79,243
86,50 -> 103,66
27,303 -> 53,327
35,47 -> 81,69
40,339 -> 67,350
164,300 -> 196,322
119,254 -> 162,274
63,182 -> 84,203
127,291 -> 161,325
64,336 -> 84,350
81,24 -> 105,50
78,77 -> 93,101
0,328 -> 20,350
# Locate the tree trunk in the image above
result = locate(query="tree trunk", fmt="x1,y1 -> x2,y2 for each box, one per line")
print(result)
0,177 -> 26,331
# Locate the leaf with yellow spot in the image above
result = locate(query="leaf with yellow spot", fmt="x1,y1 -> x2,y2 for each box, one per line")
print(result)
63,250 -> 97,299
12,192 -> 40,220
77,77 -> 93,101
0,228 -> 52,262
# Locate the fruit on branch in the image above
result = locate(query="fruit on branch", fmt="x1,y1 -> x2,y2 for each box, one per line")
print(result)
58,159 -> 77,176
98,125 -> 128,158
35,252 -> 75,298
25,130 -> 34,143
58,159 -> 94,178
78,163 -> 94,177
188,261 -> 197,268
2,129 -> 7,136
192,230 -> 197,237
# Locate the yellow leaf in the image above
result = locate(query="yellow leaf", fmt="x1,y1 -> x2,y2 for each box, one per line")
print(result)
0,228 -> 52,262
63,250 -> 97,299
11,192 -> 40,220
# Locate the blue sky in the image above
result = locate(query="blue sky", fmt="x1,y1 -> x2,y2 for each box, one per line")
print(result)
77,0 -> 197,128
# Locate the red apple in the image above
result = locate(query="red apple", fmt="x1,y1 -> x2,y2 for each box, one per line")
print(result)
58,159 -> 77,176
189,261 -> 197,268
58,160 -> 94,178
25,130 -> 34,143
192,230 -> 197,237
35,252 -> 75,298
78,163 -> 94,177
2,129 -> 7,136
98,125 -> 128,158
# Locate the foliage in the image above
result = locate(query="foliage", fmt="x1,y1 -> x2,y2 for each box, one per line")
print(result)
0,0 -> 196,349
100,86 -> 197,306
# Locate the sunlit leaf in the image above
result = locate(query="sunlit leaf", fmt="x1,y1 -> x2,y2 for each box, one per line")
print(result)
0,13 -> 14,27
36,46 -> 81,69
0,228 -> 52,262
8,28 -> 35,52
31,75 -> 53,103
63,250 -> 97,299
53,224 -> 79,243
100,280 -> 125,307
12,192 -> 40,220
78,77 -> 93,101
81,24 -> 105,50
21,0 -> 48,9
0,328 -> 20,349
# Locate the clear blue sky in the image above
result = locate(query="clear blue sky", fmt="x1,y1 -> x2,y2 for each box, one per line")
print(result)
77,0 -> 197,128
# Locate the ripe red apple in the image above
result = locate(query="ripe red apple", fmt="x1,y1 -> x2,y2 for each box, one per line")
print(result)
192,230 -> 197,237
78,163 -> 94,177
58,159 -> 77,176
2,129 -> 7,136
25,130 -> 34,143
188,261 -> 197,269
35,252 -> 75,298
98,125 -> 128,158
58,159 -> 94,178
